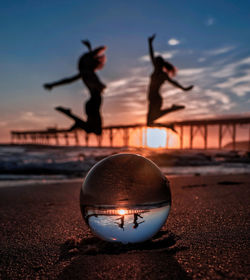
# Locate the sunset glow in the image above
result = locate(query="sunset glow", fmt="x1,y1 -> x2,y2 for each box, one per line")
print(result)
0,1 -> 250,144
146,128 -> 167,148
167,131 -> 179,149
117,209 -> 126,215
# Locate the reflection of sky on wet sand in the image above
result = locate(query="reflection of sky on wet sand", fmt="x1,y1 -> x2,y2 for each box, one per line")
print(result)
86,205 -> 170,244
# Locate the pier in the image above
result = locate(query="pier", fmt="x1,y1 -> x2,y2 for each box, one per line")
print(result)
10,115 -> 250,150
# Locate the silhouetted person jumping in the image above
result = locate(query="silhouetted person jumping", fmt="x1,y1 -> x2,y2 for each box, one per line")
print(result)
44,40 -> 107,135
147,34 -> 193,127
133,213 -> 144,229
115,216 -> 125,231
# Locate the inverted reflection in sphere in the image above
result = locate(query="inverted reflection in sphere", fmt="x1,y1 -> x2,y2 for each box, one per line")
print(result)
80,153 -> 171,244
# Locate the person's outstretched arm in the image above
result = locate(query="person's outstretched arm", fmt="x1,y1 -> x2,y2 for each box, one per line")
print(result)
44,74 -> 81,90
165,75 -> 194,91
148,34 -> 156,66
82,40 -> 92,51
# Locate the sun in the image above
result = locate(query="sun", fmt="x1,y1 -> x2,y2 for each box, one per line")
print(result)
117,209 -> 126,215
146,128 -> 167,148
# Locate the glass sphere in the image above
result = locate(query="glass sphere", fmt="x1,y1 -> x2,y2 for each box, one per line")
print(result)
80,153 -> 171,244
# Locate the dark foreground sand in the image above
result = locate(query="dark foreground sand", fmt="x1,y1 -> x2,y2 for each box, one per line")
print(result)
0,174 -> 249,279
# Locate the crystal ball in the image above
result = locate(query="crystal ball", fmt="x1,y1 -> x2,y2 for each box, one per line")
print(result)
80,153 -> 171,244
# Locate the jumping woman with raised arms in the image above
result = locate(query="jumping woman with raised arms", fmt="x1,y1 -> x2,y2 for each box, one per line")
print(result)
147,34 -> 193,127
44,40 -> 107,135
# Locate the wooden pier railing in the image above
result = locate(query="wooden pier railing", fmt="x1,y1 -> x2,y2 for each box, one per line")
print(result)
10,115 -> 250,150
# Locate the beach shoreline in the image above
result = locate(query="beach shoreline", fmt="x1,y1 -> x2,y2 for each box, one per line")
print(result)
0,173 -> 249,279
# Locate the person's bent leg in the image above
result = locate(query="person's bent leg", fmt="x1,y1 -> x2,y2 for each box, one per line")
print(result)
55,106 -> 83,123
159,104 -> 185,118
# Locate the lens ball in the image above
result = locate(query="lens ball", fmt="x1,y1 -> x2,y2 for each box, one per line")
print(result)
80,153 -> 171,244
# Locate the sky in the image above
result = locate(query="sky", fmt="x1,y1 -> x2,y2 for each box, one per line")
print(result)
1,0 -> 250,142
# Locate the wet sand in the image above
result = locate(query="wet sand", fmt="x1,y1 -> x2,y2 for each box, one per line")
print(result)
0,174 -> 249,279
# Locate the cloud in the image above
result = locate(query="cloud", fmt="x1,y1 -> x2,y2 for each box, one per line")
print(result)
205,17 -> 215,26
0,121 -> 7,127
198,57 -> 206,63
239,56 -> 250,64
178,67 -> 207,76
211,64 -> 236,78
19,111 -> 52,123
231,84 -> 250,97
168,38 -> 180,46
208,56 -> 250,101
162,88 -> 181,97
205,46 -> 235,56
140,51 -> 177,62
161,50 -> 178,59
204,89 -> 230,104
104,50 -> 250,124
2,110 -> 59,134
109,79 -> 128,89
216,72 -> 250,89
211,56 -> 250,78
103,70 -> 148,125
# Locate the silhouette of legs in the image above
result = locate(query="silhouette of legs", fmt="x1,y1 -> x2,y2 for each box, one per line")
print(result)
85,95 -> 102,135
55,105 -> 102,135
150,122 -> 178,133
147,104 -> 185,126
55,106 -> 89,131
133,221 -> 145,229
133,213 -> 145,229
115,216 -> 125,231
160,104 -> 185,117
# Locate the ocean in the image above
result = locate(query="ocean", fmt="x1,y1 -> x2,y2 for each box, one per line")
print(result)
0,144 -> 249,187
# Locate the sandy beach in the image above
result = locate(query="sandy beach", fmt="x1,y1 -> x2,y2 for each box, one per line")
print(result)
0,173 -> 249,279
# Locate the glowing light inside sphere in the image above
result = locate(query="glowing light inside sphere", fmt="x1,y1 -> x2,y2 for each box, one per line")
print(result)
80,153 -> 171,244
118,209 -> 126,215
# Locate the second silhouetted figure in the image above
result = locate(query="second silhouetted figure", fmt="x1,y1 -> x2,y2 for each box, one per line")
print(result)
44,40 -> 107,135
147,34 -> 193,126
